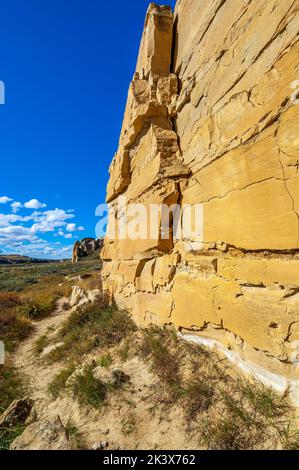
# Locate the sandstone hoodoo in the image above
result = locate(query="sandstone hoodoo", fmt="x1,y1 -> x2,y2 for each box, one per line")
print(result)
101,1 -> 299,401
72,237 -> 103,263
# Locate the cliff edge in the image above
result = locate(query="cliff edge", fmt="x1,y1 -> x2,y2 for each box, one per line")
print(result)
101,1 -> 299,401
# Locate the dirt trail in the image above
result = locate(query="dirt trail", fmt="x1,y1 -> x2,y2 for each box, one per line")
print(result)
13,298 -> 71,403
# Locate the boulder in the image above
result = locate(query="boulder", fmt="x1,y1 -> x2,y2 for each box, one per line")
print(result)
10,416 -> 71,450
0,397 -> 33,428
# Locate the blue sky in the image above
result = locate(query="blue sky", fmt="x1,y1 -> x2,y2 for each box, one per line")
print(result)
0,0 -> 176,258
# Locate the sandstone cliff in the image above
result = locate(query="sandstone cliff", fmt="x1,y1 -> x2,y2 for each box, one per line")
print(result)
101,1 -> 299,400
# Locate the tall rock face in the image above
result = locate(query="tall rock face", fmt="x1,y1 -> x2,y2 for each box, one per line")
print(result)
102,1 -> 299,391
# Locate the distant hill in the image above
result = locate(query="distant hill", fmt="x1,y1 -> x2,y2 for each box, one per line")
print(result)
0,254 -> 60,265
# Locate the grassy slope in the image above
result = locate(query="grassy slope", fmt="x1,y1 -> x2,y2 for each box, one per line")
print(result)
0,254 -> 102,449
45,298 -> 299,450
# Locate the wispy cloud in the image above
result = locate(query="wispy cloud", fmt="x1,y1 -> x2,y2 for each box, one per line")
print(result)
11,201 -> 22,213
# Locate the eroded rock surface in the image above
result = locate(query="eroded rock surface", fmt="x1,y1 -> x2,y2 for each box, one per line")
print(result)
10,416 -> 71,450
101,1 -> 299,393
0,398 -> 33,428
72,238 -> 103,263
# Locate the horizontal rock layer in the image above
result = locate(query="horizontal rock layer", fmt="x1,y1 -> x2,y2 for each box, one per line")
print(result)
101,1 -> 299,387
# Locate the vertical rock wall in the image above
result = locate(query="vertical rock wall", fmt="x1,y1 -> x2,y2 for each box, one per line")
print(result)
101,1 -> 299,390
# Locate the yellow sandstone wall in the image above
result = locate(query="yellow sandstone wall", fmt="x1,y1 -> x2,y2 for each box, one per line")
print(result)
101,1 -> 299,387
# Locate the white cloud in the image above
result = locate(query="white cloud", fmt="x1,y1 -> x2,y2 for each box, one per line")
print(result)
0,196 -> 13,204
0,212 -> 45,227
0,240 -> 73,260
66,223 -> 76,232
30,208 -> 74,233
66,223 -> 85,232
44,209 -> 73,223
0,225 -> 41,244
58,229 -> 73,239
0,197 -> 84,259
0,213 -> 23,227
24,199 -> 47,209
11,201 -> 22,213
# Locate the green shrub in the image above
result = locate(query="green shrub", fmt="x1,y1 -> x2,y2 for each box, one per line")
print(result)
64,419 -> 86,450
48,364 -> 76,398
71,365 -> 107,409
97,353 -> 112,368
17,292 -> 57,319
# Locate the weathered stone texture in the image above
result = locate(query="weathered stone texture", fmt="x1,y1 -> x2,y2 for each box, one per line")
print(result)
72,237 -> 103,263
101,1 -> 299,388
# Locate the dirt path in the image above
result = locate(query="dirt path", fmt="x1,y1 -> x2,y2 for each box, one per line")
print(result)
13,298 -> 71,404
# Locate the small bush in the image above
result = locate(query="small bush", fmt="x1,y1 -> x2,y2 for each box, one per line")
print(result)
279,422 -> 299,450
182,379 -> 215,422
198,379 -> 299,450
64,419 -> 86,450
0,292 -> 21,309
97,353 -> 112,368
118,337 -> 132,362
17,292 -> 57,319
200,414 -> 251,450
48,363 -> 76,398
0,292 -> 31,350
71,365 -> 107,409
0,310 -> 32,352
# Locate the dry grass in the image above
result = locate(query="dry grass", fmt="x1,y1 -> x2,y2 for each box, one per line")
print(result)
138,326 -> 299,450
0,292 -> 32,352
48,295 -> 137,362
140,326 -> 182,398
76,271 -> 102,291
